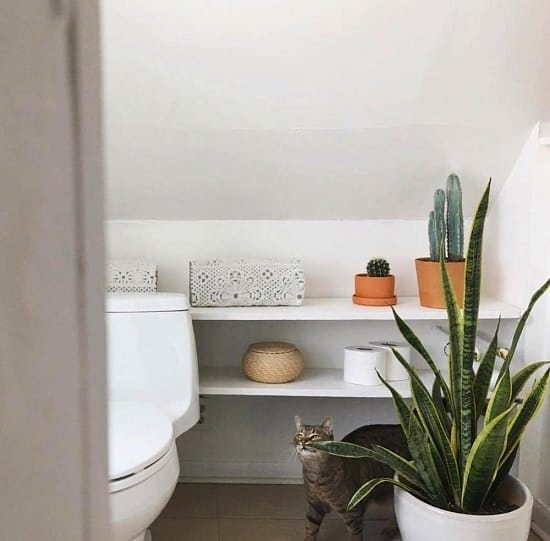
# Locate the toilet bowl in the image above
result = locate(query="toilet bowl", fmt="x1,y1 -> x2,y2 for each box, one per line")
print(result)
106,293 -> 200,540
109,402 -> 179,541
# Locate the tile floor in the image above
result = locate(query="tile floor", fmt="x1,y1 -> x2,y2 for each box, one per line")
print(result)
152,483 -> 543,541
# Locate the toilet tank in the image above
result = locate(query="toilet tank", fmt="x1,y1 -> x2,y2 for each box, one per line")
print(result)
106,293 -> 199,437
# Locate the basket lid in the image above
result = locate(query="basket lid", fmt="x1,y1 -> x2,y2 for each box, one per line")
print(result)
247,341 -> 298,354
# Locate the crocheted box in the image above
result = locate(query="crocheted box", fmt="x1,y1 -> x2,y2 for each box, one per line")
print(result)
189,258 -> 305,307
107,260 -> 158,293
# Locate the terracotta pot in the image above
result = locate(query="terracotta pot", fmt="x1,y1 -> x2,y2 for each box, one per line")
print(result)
394,475 -> 533,541
415,258 -> 465,309
353,274 -> 397,306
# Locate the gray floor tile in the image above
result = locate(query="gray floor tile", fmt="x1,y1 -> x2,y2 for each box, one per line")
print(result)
151,482 -> 542,541
160,482 -> 218,519
217,483 -> 306,519
219,518 -> 304,541
151,518 -> 219,541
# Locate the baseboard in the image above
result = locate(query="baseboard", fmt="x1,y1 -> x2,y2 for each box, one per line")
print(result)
178,460 -> 303,484
533,498 -> 550,540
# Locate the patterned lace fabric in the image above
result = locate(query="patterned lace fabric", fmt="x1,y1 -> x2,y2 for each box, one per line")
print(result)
189,259 -> 305,307
107,260 -> 158,293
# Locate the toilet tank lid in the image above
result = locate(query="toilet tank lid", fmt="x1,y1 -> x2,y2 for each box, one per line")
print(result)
106,292 -> 190,313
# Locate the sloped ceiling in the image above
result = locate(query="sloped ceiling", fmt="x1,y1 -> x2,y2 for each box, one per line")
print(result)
102,0 -> 550,219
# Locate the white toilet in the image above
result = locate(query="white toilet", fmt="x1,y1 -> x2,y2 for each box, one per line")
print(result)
106,292 -> 200,541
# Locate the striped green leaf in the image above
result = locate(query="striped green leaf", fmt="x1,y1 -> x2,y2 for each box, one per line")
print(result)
456,181 -> 491,472
504,278 -> 550,372
306,440 -> 422,489
391,306 -> 451,405
407,413 -> 448,507
440,256 -> 470,473
485,369 -> 512,426
409,374 -> 460,505
348,478 -> 427,511
306,440 -> 375,458
462,181 -> 491,381
377,371 -> 411,437
432,377 -> 452,433
461,405 -> 514,513
500,368 -> 550,467
511,361 -> 550,401
473,319 -> 500,420
369,444 -> 423,488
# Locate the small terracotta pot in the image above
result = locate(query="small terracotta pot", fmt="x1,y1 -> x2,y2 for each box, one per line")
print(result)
353,274 -> 397,306
415,258 -> 465,308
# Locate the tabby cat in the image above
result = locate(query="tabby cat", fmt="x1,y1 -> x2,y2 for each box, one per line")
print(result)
294,416 -> 409,541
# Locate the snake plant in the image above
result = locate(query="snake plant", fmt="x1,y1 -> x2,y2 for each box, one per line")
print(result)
310,180 -> 550,514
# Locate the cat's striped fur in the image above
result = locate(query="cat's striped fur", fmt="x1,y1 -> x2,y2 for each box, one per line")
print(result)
294,416 -> 409,541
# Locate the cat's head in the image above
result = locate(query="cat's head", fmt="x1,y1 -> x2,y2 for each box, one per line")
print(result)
294,416 -> 333,460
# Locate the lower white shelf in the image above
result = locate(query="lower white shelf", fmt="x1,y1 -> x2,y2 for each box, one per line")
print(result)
198,366 -> 434,398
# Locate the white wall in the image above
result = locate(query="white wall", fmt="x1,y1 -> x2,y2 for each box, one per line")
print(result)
484,124 -> 550,533
106,219 -> 428,297
101,0 -> 550,220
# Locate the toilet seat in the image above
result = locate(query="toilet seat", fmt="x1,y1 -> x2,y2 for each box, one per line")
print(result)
109,402 -> 174,493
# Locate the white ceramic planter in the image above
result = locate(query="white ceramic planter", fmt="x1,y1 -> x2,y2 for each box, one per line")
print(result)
394,476 -> 533,541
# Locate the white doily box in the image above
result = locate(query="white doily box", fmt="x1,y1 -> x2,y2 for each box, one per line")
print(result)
107,260 -> 158,293
189,258 -> 305,307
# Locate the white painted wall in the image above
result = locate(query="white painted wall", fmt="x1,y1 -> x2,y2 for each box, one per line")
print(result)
106,219 -> 428,297
101,0 -> 550,220
484,124 -> 550,533
1,1 -> 109,539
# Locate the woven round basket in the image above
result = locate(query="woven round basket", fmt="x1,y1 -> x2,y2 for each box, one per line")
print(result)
242,341 -> 304,383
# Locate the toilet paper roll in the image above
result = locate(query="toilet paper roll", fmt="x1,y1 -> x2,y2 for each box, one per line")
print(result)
369,341 -> 411,381
343,346 -> 386,386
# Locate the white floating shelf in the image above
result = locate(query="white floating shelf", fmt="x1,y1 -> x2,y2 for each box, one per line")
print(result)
199,366 -> 433,398
191,297 -> 521,321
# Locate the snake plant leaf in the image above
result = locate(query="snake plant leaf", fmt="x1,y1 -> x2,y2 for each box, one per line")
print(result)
504,277 -> 550,372
462,180 -> 491,383
391,306 -> 451,405
511,361 -> 550,401
440,255 -> 471,473
432,377 -> 452,433
306,440 -> 375,458
484,368 -> 512,426
376,371 -> 412,437
500,368 -> 550,467
408,375 -> 460,504
369,444 -> 424,488
473,318 -> 500,420
492,446 -> 519,490
461,405 -> 514,513
348,478 -> 427,511
306,441 -> 423,490
407,412 -> 448,507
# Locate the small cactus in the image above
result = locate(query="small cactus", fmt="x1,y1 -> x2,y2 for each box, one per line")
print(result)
366,258 -> 391,277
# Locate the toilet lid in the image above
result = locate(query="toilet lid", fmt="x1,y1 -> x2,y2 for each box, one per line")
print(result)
109,402 -> 174,480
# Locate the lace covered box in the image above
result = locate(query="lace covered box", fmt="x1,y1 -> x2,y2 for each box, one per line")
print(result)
189,259 -> 305,307
107,260 -> 158,293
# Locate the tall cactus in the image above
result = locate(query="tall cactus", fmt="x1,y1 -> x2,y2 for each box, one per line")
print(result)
428,175 -> 464,262
429,188 -> 446,261
446,174 -> 464,261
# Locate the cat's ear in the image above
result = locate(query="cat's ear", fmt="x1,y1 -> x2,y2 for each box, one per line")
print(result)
321,417 -> 333,432
295,415 -> 304,430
